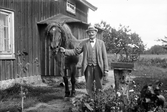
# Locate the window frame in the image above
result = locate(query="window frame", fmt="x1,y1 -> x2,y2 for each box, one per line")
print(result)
0,9 -> 15,60
66,1 -> 76,15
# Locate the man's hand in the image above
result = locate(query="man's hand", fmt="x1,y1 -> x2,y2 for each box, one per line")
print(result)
103,71 -> 108,81
59,47 -> 65,53
104,71 -> 108,77
102,71 -> 109,85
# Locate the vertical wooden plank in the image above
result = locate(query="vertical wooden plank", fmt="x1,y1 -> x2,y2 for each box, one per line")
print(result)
32,0 -> 36,76
36,0 -> 40,76
13,0 -> 18,79
6,61 -> 10,79
46,38 -> 49,76
40,28 -> 45,76
35,0 -> 39,76
51,55 -> 54,76
44,35 -> 46,76
7,61 -> 10,79
48,0 -> 52,76
21,0 -> 24,77
4,61 -> 6,80
49,47 -> 51,76
22,0 -> 25,77
49,43 -> 51,76
45,34 -> 48,76
39,0 -> 46,76
26,0 -> 31,77
2,61 -> 5,80
35,0 -> 40,76
24,0 -> 28,77
13,0 -> 17,79
0,61 -> 2,81
28,0 -> 33,77
11,60 -> 14,79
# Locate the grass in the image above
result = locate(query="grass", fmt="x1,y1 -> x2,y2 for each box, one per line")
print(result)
0,83 -> 65,112
132,64 -> 167,78
0,54 -> 167,111
140,54 -> 167,59
108,53 -> 167,101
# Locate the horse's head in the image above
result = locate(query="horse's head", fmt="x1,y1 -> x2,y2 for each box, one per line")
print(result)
46,23 -> 65,54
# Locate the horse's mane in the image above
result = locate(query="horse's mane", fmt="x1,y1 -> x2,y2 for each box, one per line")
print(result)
61,23 -> 90,48
63,23 -> 90,43
45,22 -> 89,48
61,24 -> 77,41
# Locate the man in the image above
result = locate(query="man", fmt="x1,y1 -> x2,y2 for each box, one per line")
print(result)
60,25 -> 109,98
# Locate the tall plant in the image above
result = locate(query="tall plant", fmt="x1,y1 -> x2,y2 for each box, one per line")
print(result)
16,50 -> 29,112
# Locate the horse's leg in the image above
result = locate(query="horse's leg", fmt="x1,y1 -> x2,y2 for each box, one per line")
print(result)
70,64 -> 77,97
63,68 -> 70,97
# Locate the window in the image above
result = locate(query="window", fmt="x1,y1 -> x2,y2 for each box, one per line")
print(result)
0,9 -> 15,59
66,1 -> 76,15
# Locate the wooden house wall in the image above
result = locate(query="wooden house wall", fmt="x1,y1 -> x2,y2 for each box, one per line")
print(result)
69,23 -> 103,40
68,23 -> 88,39
59,0 -> 88,22
0,0 -> 89,80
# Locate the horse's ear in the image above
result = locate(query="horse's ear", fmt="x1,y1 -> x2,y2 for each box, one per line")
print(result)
61,21 -> 66,26
45,23 -> 54,37
45,26 -> 49,36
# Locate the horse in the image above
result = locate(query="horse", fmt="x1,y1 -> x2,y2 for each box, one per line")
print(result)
45,22 -> 83,97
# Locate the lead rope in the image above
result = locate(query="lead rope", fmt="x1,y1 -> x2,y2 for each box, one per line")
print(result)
60,51 -> 65,77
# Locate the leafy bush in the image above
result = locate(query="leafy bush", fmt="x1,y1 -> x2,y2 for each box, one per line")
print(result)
71,81 -> 166,112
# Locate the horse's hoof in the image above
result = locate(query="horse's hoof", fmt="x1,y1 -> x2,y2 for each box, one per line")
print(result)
65,92 -> 70,97
70,92 -> 76,97
64,97 -> 70,101
65,94 -> 70,97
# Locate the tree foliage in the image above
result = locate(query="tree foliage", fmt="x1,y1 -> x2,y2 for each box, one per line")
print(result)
144,45 -> 167,54
95,21 -> 145,62
158,36 -> 167,50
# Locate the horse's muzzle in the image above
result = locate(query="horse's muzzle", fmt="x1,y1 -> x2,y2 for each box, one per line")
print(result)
51,46 -> 59,55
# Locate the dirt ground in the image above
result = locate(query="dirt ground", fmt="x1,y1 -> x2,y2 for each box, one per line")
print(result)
1,69 -> 167,112
24,70 -> 115,112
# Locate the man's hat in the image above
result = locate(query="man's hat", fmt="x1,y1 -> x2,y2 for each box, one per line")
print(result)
86,25 -> 98,33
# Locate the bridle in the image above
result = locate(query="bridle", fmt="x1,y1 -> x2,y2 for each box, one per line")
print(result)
50,25 -> 66,74
51,26 -> 64,54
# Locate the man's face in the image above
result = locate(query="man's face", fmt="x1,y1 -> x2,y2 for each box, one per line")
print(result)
87,30 -> 97,40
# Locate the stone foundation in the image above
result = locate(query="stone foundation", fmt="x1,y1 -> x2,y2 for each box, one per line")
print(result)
0,75 -> 42,90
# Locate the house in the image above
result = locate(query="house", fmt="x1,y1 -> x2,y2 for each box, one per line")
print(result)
0,0 -> 99,88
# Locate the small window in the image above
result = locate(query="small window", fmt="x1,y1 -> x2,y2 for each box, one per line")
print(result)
0,9 -> 15,59
66,1 -> 76,15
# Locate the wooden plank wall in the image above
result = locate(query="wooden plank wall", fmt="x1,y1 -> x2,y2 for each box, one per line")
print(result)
0,0 -> 89,80
0,0 -> 60,80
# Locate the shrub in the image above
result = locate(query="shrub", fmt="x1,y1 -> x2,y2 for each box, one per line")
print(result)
71,81 -> 166,112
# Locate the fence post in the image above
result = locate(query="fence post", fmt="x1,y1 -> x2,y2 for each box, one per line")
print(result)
111,62 -> 134,100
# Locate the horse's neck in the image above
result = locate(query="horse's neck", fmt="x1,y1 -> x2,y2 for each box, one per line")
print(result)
66,38 -> 89,49
62,24 -> 89,48
66,35 -> 78,49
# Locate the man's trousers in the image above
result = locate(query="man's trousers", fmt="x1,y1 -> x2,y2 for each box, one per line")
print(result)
85,65 -> 103,98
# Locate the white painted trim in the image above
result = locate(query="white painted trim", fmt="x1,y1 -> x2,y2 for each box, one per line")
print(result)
0,9 -> 15,59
